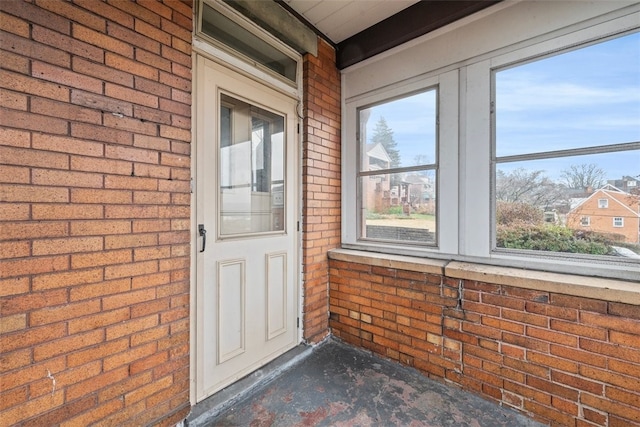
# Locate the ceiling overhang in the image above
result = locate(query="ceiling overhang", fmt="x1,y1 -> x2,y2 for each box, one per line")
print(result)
222,0 -> 502,69
336,1 -> 501,69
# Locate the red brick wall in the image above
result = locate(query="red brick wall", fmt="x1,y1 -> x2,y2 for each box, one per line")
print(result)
329,259 -> 640,427
301,39 -> 341,343
0,0 -> 192,425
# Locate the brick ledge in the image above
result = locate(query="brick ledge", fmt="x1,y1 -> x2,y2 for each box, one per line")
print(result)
446,261 -> 639,305
328,249 -> 639,305
328,248 -> 446,275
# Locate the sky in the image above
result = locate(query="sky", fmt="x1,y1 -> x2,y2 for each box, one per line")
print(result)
363,89 -> 437,167
363,31 -> 640,184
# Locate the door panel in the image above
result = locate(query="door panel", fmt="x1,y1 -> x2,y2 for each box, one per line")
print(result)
196,56 -> 298,401
266,251 -> 287,340
217,259 -> 245,363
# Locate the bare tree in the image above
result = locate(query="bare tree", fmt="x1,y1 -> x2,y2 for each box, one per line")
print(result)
560,163 -> 606,190
496,168 -> 567,209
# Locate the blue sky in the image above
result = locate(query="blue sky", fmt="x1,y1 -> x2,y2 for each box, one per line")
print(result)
364,31 -> 639,183
364,89 -> 437,167
495,31 -> 639,181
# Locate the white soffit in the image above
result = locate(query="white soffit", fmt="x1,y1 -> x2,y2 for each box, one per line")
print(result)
284,0 -> 419,43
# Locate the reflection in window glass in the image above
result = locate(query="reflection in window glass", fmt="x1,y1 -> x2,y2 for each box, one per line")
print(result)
358,89 -> 438,245
219,94 -> 285,235
494,32 -> 640,258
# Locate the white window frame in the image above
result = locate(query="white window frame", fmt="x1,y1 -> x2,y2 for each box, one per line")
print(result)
468,21 -> 639,280
598,199 -> 609,209
341,3 -> 640,281
580,217 -> 590,227
613,217 -> 624,228
343,72 -> 459,256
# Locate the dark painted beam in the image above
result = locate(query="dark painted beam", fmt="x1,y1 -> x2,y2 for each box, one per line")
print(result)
337,1 -> 501,69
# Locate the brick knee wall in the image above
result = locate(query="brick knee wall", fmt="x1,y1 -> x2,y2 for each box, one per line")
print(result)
301,38 -> 341,343
0,0 -> 192,425
329,259 -> 640,427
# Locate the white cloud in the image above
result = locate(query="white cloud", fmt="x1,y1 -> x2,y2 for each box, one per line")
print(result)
496,75 -> 639,112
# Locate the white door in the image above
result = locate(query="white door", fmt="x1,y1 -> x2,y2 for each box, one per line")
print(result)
195,56 -> 299,401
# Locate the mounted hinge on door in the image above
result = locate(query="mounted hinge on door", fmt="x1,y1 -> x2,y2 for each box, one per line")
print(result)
297,221 -> 300,231
297,317 -> 299,328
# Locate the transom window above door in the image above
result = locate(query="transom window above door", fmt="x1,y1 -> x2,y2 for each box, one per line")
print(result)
198,0 -> 299,85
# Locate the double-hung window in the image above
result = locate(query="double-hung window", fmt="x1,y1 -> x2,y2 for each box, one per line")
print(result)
343,2 -> 639,281
357,89 -> 438,245
492,31 -> 639,262
343,72 -> 459,255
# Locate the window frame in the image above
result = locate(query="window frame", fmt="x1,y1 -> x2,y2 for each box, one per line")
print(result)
580,216 -> 591,227
464,19 -> 639,280
489,30 -> 639,264
613,217 -> 624,228
343,72 -> 459,256
341,3 -> 640,281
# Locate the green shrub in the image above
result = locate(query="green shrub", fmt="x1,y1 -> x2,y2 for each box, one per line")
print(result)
497,224 -> 612,255
387,206 -> 403,215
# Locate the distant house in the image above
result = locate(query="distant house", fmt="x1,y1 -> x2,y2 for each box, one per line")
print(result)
363,142 -> 393,212
404,173 -> 435,213
362,145 -> 435,214
607,175 -> 639,193
566,184 -> 640,244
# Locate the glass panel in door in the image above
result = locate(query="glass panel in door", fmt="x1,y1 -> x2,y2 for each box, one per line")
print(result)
219,94 -> 285,236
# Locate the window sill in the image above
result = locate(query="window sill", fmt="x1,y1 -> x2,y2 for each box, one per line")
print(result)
328,249 -> 639,305
328,248 -> 447,275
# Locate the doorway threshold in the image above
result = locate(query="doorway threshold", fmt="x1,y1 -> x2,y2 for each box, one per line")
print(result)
187,342 -> 315,426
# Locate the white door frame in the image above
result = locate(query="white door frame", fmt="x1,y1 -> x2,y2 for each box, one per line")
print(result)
189,37 -> 303,404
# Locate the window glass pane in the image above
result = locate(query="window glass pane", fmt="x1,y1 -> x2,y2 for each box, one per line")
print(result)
360,171 -> 436,245
219,94 -> 285,235
495,32 -> 640,157
494,30 -> 640,263
359,89 -> 437,171
201,3 -> 297,82
495,150 -> 640,257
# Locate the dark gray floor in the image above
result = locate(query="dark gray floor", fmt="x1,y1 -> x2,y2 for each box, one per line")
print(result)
189,338 -> 544,427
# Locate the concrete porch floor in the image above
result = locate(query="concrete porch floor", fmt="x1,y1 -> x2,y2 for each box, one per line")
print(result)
187,338 -> 544,427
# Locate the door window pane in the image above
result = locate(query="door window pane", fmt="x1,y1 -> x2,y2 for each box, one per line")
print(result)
219,94 -> 285,235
